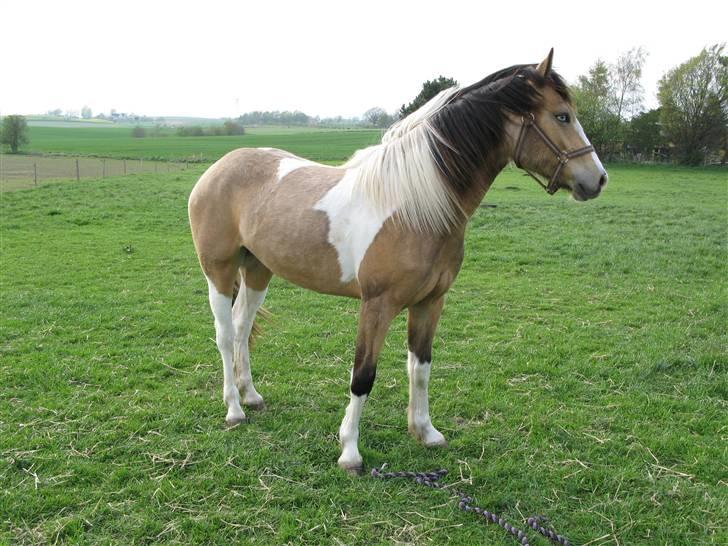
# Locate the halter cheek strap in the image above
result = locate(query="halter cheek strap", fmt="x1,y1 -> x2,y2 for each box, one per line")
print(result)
514,113 -> 595,195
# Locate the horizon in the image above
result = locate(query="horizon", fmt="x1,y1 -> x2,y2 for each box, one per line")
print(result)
2,1 -> 726,120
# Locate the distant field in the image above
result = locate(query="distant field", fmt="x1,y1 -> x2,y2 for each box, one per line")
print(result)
24,126 -> 383,163
0,155 -> 187,191
1,163 -> 726,544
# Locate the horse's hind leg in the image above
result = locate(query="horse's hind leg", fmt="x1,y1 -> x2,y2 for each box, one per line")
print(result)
232,253 -> 272,410
204,259 -> 247,426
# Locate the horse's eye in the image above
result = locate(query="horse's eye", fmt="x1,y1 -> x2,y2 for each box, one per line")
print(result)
555,113 -> 570,123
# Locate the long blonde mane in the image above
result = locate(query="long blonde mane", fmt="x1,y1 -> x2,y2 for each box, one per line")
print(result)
344,87 -> 464,233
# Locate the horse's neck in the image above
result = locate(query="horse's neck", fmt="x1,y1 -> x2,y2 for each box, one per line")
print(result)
457,156 -> 510,219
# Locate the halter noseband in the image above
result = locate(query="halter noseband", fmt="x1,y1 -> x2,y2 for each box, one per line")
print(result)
513,113 -> 595,195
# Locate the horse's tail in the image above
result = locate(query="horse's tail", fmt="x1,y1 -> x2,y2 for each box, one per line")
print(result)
232,274 -> 271,346
249,306 -> 271,345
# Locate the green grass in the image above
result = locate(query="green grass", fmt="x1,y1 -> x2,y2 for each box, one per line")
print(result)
1,162 -> 726,544
23,126 -> 382,164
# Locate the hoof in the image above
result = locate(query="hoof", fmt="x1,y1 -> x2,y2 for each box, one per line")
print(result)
411,426 -> 448,448
225,415 -> 248,427
338,461 -> 364,476
423,435 -> 448,448
244,399 -> 266,411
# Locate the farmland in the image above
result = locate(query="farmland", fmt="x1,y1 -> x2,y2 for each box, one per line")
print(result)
0,128 -> 726,545
20,125 -> 383,163
0,155 -> 187,191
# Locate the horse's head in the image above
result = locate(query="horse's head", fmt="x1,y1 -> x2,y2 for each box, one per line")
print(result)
510,49 -> 608,201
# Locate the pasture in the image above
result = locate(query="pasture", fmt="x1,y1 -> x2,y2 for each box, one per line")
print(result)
1,156 -> 726,543
22,126 -> 383,164
0,155 -> 187,191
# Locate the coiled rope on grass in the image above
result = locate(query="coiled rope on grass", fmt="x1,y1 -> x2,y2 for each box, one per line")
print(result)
371,467 -> 571,546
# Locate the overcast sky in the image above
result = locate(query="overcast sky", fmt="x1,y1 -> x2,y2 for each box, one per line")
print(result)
2,0 -> 726,119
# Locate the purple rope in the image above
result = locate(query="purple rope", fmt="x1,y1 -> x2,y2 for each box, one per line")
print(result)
371,467 -> 571,546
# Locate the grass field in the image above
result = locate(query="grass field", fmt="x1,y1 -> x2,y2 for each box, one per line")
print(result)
0,155 -> 187,190
1,153 -> 726,544
22,126 -> 382,164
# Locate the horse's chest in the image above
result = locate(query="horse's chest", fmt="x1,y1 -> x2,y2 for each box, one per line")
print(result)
313,170 -> 393,284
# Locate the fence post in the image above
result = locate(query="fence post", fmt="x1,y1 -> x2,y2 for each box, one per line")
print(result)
34,163 -> 38,186
76,159 -> 80,181
124,159 -> 127,175
102,159 -> 106,178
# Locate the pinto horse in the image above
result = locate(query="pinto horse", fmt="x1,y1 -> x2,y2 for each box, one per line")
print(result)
188,50 -> 607,473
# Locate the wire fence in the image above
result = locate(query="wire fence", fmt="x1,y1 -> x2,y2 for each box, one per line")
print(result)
0,154 -> 191,191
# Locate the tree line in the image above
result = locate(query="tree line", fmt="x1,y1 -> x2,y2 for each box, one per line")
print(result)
573,44 -> 726,165
359,44 -> 726,166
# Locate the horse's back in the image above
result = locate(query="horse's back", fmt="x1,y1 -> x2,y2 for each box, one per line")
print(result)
188,148 -> 359,296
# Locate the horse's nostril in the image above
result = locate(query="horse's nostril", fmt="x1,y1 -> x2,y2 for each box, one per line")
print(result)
598,174 -> 608,188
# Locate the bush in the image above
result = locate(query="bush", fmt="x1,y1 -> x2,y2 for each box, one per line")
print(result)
131,126 -> 146,138
176,125 -> 204,137
175,122 -> 245,137
223,120 -> 245,135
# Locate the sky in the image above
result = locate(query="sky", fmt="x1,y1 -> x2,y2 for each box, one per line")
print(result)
2,0 -> 726,119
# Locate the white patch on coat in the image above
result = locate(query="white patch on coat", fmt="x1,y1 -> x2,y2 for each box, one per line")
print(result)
574,119 -> 606,175
313,169 -> 393,283
338,392 -> 367,469
277,157 -> 314,181
407,351 -> 446,446
206,276 -> 245,424
342,86 -> 463,233
258,147 -> 274,151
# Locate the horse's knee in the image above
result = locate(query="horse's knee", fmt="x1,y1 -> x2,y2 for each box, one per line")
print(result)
351,365 -> 376,397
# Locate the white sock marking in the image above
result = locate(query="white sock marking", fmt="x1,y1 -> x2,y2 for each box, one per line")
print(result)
314,169 -> 393,283
207,276 -> 245,423
338,392 -> 367,469
407,351 -> 445,446
232,285 -> 267,406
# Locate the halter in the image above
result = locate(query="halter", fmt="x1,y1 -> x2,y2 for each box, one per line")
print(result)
513,113 -> 595,195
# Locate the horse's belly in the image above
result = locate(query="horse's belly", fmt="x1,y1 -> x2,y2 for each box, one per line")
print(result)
244,215 -> 362,299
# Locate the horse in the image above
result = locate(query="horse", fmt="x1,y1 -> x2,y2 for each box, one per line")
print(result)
188,49 -> 607,473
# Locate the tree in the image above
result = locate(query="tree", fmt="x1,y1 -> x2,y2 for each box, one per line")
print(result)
572,60 -> 621,155
238,110 -> 312,126
399,76 -> 458,118
573,49 -> 650,159
81,105 -> 92,119
613,47 -> 647,122
626,108 -> 666,157
1,115 -> 29,153
658,44 -> 728,165
363,107 -> 394,128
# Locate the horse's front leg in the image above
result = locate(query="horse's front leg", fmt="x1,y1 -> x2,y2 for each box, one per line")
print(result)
407,296 -> 447,447
338,297 -> 399,474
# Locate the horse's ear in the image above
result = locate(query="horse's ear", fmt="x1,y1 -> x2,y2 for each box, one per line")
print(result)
536,48 -> 554,77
